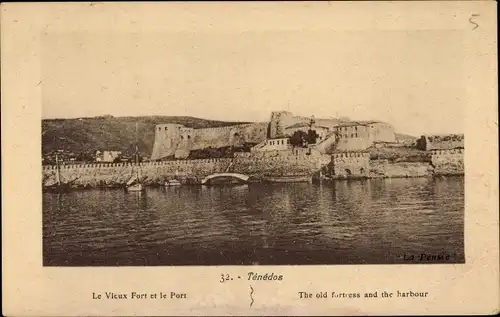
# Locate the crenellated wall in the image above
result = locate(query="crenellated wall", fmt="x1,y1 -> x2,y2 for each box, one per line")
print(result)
43,159 -> 233,187
43,149 -> 331,187
44,147 -> 464,188
430,148 -> 464,175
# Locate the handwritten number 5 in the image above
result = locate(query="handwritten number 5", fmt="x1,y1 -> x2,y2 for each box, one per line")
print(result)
469,14 -> 479,30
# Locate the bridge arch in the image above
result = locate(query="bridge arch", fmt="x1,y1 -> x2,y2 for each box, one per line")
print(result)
201,173 -> 250,185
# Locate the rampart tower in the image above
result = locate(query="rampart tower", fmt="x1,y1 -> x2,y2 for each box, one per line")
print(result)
151,124 -> 187,160
268,111 -> 294,138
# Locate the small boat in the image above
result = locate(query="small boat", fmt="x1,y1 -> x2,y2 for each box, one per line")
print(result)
126,171 -> 145,191
44,182 -> 72,193
165,179 -> 181,186
262,175 -> 312,183
126,182 -> 144,192
165,170 -> 181,186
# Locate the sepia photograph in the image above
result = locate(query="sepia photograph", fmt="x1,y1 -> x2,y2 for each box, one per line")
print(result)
41,28 -> 465,266
3,2 -> 498,316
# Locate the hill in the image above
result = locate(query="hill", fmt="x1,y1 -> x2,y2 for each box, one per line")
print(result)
395,133 -> 418,146
395,133 -> 418,141
42,116 -> 248,157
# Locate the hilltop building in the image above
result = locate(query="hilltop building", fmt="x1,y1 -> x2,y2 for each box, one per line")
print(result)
332,121 -> 395,151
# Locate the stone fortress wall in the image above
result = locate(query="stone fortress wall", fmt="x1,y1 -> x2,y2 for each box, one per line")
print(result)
151,111 -> 398,161
43,150 -> 332,187
430,148 -> 464,175
151,122 -> 268,160
43,159 -> 233,187
331,152 -> 371,177
43,112 -> 463,188
333,121 -> 396,152
43,147 -> 464,188
328,148 -> 463,179
268,111 -> 344,139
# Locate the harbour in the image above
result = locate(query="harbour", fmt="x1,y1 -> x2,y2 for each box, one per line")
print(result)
43,177 -> 464,266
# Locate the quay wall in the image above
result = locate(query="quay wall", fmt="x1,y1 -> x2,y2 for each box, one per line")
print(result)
367,160 -> 433,178
43,149 -> 464,188
43,159 -> 233,187
331,152 -> 370,177
42,152 -> 331,187
232,149 -> 331,178
330,148 -> 464,178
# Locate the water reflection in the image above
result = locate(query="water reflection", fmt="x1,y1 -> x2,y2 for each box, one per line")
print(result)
43,178 -> 464,266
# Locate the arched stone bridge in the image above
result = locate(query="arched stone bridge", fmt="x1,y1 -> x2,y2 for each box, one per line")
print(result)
201,173 -> 250,185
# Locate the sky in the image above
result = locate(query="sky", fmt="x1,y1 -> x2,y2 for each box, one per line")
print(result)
42,29 -> 465,136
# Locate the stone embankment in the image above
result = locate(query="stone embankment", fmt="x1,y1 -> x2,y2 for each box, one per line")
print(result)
329,148 -> 463,179
42,148 -> 463,189
43,159 -> 233,188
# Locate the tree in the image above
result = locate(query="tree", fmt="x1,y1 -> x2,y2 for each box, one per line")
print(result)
307,129 -> 319,144
289,130 -> 308,147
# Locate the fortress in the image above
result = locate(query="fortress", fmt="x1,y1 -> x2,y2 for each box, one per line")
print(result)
151,122 -> 269,160
151,111 -> 396,160
43,112 -> 465,188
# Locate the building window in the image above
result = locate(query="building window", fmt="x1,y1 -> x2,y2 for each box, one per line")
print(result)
188,135 -> 191,139
164,127 -> 167,131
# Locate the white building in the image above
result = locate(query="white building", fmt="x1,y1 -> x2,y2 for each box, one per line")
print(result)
96,150 -> 122,162
253,137 -> 290,152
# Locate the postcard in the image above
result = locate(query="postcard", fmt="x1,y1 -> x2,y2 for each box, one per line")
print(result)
1,1 -> 498,316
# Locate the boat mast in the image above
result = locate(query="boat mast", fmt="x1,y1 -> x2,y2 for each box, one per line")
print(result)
135,122 -> 140,180
55,154 -> 61,186
54,136 -> 61,186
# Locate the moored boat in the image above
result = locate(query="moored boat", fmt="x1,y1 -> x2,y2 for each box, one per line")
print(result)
165,179 -> 181,186
43,182 -> 72,193
126,182 -> 144,192
262,175 -> 312,183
